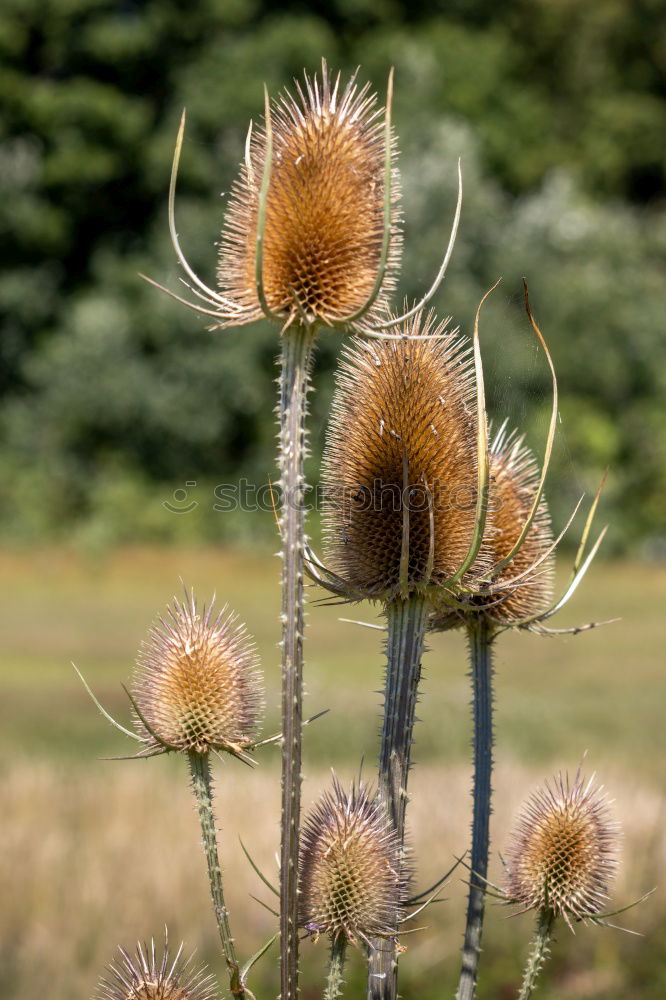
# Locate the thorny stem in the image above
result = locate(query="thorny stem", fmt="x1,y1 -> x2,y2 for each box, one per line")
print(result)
325,936 -> 348,1000
279,322 -> 317,1000
517,909 -> 556,1000
368,595 -> 429,1000
187,750 -> 244,999
456,618 -> 495,1000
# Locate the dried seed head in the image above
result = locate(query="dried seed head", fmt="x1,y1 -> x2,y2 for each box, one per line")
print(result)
299,777 -> 407,947
217,63 -> 401,331
97,934 -> 218,1000
504,770 -> 619,927
430,424 -> 554,630
132,592 -> 263,756
481,425 -> 555,621
321,311 -> 481,600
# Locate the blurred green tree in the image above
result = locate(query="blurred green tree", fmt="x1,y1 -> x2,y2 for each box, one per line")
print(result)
0,0 -> 664,550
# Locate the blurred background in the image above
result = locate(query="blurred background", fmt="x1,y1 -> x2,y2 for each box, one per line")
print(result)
1,1 -> 664,998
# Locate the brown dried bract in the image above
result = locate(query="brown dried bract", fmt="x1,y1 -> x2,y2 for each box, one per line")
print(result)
321,310 -> 480,600
132,592 -> 263,755
299,777 -> 407,947
504,770 -> 619,928
217,64 -> 401,331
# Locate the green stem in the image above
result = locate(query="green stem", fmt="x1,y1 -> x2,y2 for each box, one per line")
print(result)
325,936 -> 348,1000
456,618 -> 494,1000
517,910 -> 556,1000
188,750 -> 244,999
367,595 -> 429,1000
278,322 -> 317,1000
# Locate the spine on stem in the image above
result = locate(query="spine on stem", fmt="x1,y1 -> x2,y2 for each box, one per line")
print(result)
456,618 -> 495,1000
325,937 -> 348,1000
278,323 -> 316,1000
517,910 -> 555,1000
368,594 -> 428,1000
188,750 -> 244,999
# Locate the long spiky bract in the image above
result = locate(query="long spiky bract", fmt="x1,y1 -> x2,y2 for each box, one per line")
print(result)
317,310 -> 485,999
131,592 -> 264,999
97,932 -> 219,1000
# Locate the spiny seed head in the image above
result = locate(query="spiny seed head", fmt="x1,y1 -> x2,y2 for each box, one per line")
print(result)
430,423 -> 554,630
217,62 -> 401,332
299,777 -> 408,948
321,310 -> 482,600
132,592 -> 263,756
482,425 -> 554,621
97,934 -> 218,1000
504,770 -> 620,928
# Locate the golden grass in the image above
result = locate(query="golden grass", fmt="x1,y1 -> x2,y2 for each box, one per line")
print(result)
1,758 -> 662,1000
0,546 -> 664,996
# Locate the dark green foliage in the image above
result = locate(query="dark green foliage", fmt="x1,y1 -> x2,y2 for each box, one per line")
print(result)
0,0 -> 664,549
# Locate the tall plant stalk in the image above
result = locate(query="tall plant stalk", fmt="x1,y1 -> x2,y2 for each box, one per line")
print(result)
368,594 -> 429,1000
278,322 -> 317,1000
188,750 -> 245,999
456,617 -> 495,1000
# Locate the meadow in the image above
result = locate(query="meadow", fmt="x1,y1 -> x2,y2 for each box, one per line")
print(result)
1,545 -> 664,999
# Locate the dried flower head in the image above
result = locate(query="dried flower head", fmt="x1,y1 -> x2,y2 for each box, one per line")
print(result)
504,770 -> 619,928
217,61 -> 401,332
320,310 -> 482,600
482,425 -> 554,621
299,777 -> 407,947
97,934 -> 218,1000
428,423 -> 554,630
132,592 -> 263,756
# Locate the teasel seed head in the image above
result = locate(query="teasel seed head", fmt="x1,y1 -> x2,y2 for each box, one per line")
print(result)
97,933 -> 218,1000
299,777 -> 408,948
504,770 -> 620,928
132,592 -> 263,757
321,310 -> 484,601
483,425 -> 554,620
217,61 -> 401,332
429,422 -> 554,629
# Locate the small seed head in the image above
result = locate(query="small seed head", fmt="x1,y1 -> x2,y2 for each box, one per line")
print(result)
321,311 -> 481,600
132,592 -> 263,755
218,63 -> 401,331
504,770 -> 619,927
97,935 -> 218,1000
299,777 -> 407,947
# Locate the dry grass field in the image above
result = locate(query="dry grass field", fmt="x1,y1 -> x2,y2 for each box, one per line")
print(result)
1,546 -> 664,998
